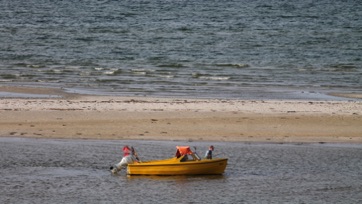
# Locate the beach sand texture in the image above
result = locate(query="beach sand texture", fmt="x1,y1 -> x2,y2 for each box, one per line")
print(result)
1,87 -> 361,143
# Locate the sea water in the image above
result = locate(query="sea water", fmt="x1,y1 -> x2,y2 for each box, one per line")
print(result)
1,0 -> 361,100
0,138 -> 361,203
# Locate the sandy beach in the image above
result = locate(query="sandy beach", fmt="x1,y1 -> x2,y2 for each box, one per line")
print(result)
1,86 -> 361,143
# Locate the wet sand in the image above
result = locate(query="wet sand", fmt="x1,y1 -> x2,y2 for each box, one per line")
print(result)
1,86 -> 362,143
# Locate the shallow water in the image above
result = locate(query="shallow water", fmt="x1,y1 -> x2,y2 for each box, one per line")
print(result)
1,0 -> 361,100
0,138 -> 361,203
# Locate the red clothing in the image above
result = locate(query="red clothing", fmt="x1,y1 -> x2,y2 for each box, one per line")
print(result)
123,146 -> 131,156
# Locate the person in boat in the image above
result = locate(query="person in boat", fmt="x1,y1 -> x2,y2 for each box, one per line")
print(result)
204,145 -> 214,159
175,149 -> 181,158
111,145 -> 139,174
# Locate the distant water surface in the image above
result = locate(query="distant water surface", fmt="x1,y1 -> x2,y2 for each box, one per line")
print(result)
0,138 -> 361,203
0,0 -> 361,99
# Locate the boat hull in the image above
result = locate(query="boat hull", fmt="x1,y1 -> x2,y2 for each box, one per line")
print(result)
127,158 -> 228,175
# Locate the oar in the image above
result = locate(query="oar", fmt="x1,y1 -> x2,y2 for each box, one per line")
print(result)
131,146 -> 141,162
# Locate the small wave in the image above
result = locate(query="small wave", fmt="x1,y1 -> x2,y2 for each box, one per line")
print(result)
157,63 -> 185,68
148,56 -> 167,61
26,64 -> 44,68
192,72 -> 201,78
200,76 -> 230,81
104,71 -> 115,75
79,71 -> 91,77
215,63 -> 250,68
154,74 -> 174,79
50,69 -> 63,74
1,74 -> 18,79
103,69 -> 120,75
0,79 -> 12,82
131,69 -> 147,75
192,73 -> 230,81
131,69 -> 155,75
13,63 -> 28,67
329,64 -> 357,72
96,78 -> 121,83
93,0 -> 111,5
65,66 -> 82,70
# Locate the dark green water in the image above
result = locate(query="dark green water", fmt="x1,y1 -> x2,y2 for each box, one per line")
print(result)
1,0 -> 361,99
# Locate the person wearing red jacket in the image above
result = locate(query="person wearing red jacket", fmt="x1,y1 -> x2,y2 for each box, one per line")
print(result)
111,145 -> 139,174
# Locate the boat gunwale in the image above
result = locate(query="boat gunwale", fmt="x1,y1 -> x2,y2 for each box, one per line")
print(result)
128,158 -> 228,167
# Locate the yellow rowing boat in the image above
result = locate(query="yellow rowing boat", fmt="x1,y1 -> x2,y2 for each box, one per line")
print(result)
127,146 -> 228,175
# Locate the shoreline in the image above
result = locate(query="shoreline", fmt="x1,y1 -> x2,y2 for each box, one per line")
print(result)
1,84 -> 362,101
1,86 -> 362,144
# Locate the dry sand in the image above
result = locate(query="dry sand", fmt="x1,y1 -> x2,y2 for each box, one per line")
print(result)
1,86 -> 361,143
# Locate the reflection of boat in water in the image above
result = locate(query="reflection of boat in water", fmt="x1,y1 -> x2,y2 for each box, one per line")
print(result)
127,146 -> 228,176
